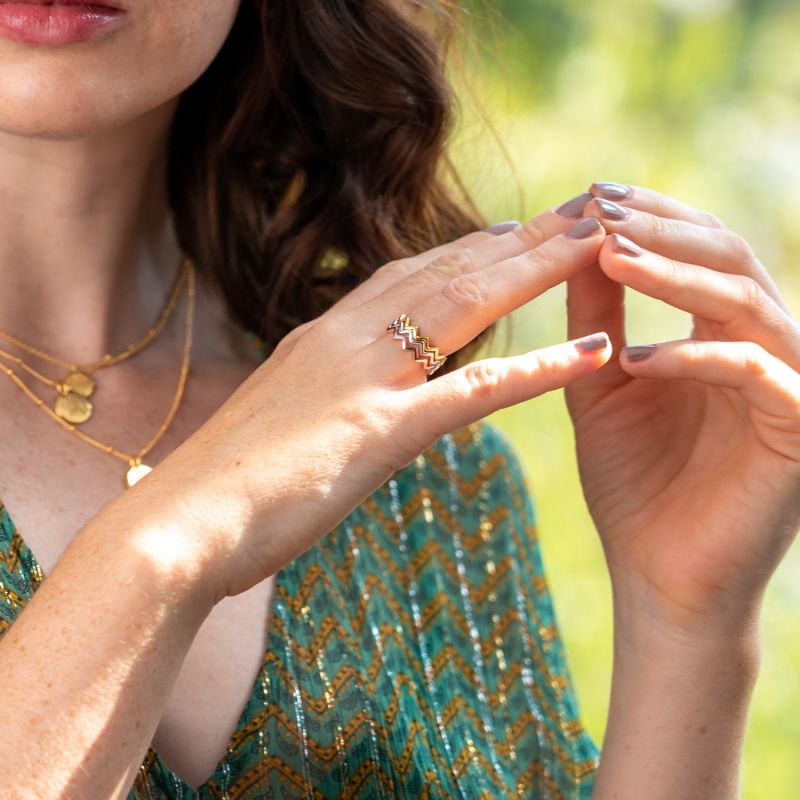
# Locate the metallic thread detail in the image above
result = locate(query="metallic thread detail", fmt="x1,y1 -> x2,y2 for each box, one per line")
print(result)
0,412 -> 601,798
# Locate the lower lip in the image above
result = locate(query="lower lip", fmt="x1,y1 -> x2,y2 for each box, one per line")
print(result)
0,4 -> 126,45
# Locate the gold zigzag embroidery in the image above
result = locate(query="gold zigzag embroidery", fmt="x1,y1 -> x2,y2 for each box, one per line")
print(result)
0,421 -> 599,799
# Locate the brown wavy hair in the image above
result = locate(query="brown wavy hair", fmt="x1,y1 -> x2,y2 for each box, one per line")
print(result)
167,0 -> 499,376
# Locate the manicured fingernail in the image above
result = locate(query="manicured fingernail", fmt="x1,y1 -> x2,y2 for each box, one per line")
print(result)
591,181 -> 632,200
576,333 -> 610,353
612,233 -> 643,256
484,220 -> 522,235
623,344 -> 656,361
565,217 -> 603,239
596,198 -> 630,220
556,192 -> 593,219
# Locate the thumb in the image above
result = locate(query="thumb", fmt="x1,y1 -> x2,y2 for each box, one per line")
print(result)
566,260 -> 630,417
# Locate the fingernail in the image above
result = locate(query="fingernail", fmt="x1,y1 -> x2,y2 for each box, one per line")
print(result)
565,217 -> 603,239
623,344 -> 656,361
576,333 -> 609,353
556,192 -> 593,219
484,220 -> 522,235
591,181 -> 632,200
596,198 -> 630,221
612,233 -> 643,256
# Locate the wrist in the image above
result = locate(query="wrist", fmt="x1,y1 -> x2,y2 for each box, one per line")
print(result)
596,594 -> 760,800
610,604 -> 763,699
608,563 -> 764,650
611,610 -> 762,686
101,468 -> 232,609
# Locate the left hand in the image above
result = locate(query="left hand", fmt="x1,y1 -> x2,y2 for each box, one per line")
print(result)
563,183 -> 800,639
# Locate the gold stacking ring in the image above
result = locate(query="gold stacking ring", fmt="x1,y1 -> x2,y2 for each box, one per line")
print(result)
386,314 -> 447,377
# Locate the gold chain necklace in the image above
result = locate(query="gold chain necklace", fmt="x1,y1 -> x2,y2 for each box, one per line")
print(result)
0,256 -> 189,425
0,259 -> 196,488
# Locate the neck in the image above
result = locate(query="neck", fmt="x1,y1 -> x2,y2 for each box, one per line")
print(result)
0,100 -> 185,365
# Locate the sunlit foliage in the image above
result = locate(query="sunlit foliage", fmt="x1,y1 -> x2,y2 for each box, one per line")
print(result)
456,2 -> 800,796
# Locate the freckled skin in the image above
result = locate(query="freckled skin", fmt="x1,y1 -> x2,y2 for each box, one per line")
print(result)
0,0 -> 240,139
0,3 -> 270,796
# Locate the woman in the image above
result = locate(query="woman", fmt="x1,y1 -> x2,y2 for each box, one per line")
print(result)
0,0 -> 796,798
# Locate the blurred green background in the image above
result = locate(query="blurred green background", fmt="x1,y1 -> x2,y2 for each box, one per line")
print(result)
453,1 -> 800,796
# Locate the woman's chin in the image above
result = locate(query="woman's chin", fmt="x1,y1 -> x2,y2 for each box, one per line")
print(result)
0,0 -> 240,142
0,100 -> 130,141
0,75 -> 180,141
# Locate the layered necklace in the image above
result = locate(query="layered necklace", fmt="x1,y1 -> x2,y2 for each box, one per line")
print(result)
0,256 -> 196,488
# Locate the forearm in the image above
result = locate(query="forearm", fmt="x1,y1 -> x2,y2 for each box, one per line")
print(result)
593,605 -> 760,799
0,484 -> 217,799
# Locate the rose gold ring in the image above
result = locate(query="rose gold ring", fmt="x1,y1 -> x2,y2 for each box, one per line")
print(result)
386,313 -> 447,377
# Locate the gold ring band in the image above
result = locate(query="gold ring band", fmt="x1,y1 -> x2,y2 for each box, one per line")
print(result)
386,314 -> 447,377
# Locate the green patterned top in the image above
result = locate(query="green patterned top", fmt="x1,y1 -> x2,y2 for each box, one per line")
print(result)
0,339 -> 600,799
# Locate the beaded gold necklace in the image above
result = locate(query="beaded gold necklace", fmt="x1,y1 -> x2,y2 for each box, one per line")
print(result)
0,257 -> 196,488
0,256 -> 189,425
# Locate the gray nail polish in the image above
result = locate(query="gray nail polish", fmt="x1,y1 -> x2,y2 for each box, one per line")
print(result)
485,220 -> 522,235
596,198 -> 630,220
576,333 -> 609,353
612,233 -> 643,256
565,217 -> 603,239
623,344 -> 656,361
556,192 -> 593,218
592,182 -> 632,200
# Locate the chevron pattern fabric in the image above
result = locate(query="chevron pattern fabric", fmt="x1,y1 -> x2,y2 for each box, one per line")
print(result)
0,334 -> 600,798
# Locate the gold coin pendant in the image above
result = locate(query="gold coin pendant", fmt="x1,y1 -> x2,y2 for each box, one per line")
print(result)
63,371 -> 95,397
125,462 -> 152,488
54,392 -> 93,424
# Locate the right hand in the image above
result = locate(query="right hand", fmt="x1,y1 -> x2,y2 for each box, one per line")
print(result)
137,210 -> 611,601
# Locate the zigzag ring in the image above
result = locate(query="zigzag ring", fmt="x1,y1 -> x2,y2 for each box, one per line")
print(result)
386,313 -> 447,377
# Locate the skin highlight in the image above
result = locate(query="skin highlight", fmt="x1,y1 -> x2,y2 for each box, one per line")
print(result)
0,0 -> 242,362
0,2 -> 797,797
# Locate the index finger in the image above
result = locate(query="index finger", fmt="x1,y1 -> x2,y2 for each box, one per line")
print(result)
588,182 -> 727,230
326,205 -> 582,317
358,216 -> 607,384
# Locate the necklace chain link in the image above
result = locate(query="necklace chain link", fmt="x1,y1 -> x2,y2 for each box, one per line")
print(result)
0,256 -> 189,372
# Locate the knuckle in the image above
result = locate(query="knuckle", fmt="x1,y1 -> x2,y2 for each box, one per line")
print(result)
354,389 -> 397,437
701,209 -> 726,229
442,271 -> 491,309
648,213 -> 672,248
662,255 -> 684,286
724,231 -> 755,264
379,257 -> 417,281
683,340 -> 705,368
648,193 -> 672,219
425,249 -> 476,281
295,319 -> 318,336
512,217 -> 547,248
521,244 -> 556,274
740,343 -> 768,380
462,358 -> 507,398
655,257 -> 688,309
735,274 -> 768,315
526,348 -> 560,377
273,332 -> 295,354
275,319 -> 316,352
299,313 -> 346,352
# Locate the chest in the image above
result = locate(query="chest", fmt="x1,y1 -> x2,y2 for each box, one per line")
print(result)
0,356 -> 278,789
0,416 -> 547,799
